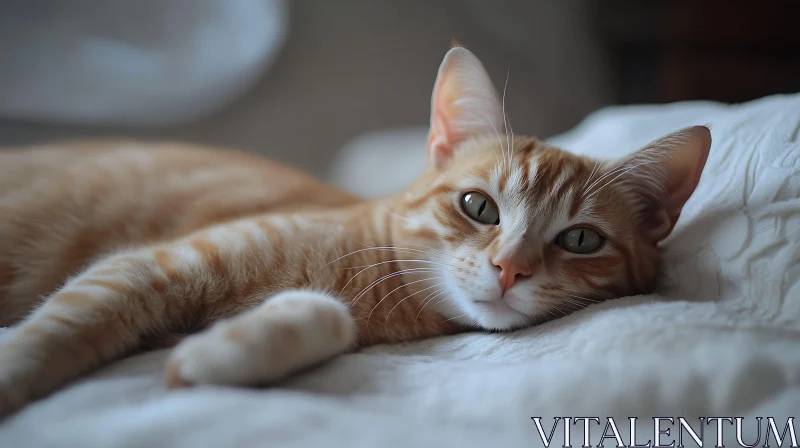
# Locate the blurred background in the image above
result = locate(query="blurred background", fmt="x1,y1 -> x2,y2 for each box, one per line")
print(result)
1,0 -> 799,194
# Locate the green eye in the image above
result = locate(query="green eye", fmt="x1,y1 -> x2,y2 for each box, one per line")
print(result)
461,192 -> 500,225
555,227 -> 604,254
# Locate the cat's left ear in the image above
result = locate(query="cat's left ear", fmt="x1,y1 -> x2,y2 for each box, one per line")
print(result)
427,47 -> 505,169
610,126 -> 712,242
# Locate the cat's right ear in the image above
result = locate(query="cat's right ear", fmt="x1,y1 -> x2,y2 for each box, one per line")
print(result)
427,47 -> 505,170
608,126 -> 712,242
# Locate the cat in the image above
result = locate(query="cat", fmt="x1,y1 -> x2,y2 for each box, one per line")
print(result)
0,46 -> 711,418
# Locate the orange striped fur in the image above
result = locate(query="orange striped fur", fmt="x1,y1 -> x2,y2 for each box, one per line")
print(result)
0,47 -> 711,417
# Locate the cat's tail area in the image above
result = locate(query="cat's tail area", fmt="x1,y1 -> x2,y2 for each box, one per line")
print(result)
0,252 -> 164,418
0,235 -> 254,419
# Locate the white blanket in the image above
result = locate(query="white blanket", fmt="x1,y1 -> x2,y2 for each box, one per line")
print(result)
2,95 -> 799,447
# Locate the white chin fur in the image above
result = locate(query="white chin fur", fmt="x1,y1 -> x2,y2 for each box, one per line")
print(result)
470,300 -> 531,330
433,286 -> 531,331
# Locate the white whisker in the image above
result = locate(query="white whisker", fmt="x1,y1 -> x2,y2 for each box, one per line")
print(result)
581,164 -> 630,198
559,299 -> 588,311
562,293 -> 604,303
384,283 -> 443,324
585,162 -> 651,200
343,258 -> 456,271
415,289 -> 448,321
481,111 -> 507,168
405,243 -> 459,260
366,277 -> 443,327
349,268 -> 435,307
582,159 -> 601,191
444,311 -> 470,322
327,245 -> 456,269
540,307 -> 561,321
501,65 -> 512,167
339,259 -> 431,294
326,246 -> 428,266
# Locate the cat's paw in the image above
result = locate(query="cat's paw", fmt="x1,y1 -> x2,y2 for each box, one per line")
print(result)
165,290 -> 355,389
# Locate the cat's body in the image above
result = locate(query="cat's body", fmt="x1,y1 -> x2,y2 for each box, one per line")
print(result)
0,47 -> 711,418
0,141 -> 358,325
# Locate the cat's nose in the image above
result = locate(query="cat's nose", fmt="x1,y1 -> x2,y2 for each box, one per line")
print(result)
492,256 -> 532,295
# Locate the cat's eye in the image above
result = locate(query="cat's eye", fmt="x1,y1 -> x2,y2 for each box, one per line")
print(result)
461,192 -> 500,225
555,227 -> 604,254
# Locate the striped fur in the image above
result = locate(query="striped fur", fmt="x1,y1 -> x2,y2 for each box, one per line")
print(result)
0,48 -> 711,418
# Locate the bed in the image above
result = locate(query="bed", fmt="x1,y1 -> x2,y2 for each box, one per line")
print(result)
1,94 -> 798,447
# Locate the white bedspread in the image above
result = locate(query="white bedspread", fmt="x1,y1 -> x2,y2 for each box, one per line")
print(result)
1,94 -> 799,447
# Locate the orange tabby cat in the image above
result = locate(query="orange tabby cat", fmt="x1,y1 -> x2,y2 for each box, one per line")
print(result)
0,47 -> 711,418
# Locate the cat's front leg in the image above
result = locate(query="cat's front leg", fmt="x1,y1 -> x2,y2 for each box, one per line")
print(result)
165,290 -> 356,388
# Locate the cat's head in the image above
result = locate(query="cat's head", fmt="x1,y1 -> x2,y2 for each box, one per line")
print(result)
391,47 -> 711,330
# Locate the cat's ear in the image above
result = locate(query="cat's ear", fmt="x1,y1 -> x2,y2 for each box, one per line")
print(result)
427,47 -> 505,169
609,126 -> 712,242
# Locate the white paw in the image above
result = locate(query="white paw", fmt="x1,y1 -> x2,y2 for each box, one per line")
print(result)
165,290 -> 355,388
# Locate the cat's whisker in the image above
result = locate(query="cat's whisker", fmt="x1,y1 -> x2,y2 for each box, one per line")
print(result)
559,298 -> 585,309
325,246 -> 418,266
540,307 -> 562,321
339,259 -> 406,294
564,295 -> 594,304
505,67 -> 516,162
584,159 -> 658,199
444,311 -> 470,323
327,245 -> 441,268
534,309 -> 551,322
558,302 -> 591,315
405,243 -> 460,260
415,289 -> 448,321
563,293 -> 604,304
342,258 -> 455,271
366,277 -> 443,327
542,304 -> 566,318
415,286 -> 445,311
560,287 -> 608,299
582,159 -> 601,191
370,250 -> 460,269
356,245 -> 437,257
556,306 -> 575,317
349,268 -> 436,308
383,283 -> 443,324
501,65 -> 512,166
333,245 -> 460,295
581,164 -> 630,198
585,161 -> 652,200
354,243 -> 449,261
479,114 -> 506,168
583,159 -> 658,199
428,295 -> 452,309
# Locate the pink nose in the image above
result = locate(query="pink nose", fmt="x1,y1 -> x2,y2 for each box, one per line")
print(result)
492,257 -> 532,295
